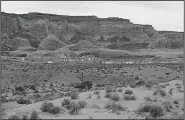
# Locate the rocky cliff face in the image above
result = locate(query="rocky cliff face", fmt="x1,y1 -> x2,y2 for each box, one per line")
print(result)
1,12 -> 184,51
1,13 -> 20,37
159,31 -> 184,42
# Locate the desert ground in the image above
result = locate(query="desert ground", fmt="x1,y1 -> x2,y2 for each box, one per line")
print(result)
2,79 -> 184,119
1,54 -> 184,119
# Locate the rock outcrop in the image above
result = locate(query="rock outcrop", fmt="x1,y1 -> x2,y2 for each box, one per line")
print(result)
1,12 -> 184,51
12,37 -> 31,47
69,40 -> 98,51
107,42 -> 149,51
38,34 -> 67,50
148,37 -> 183,49
69,33 -> 86,44
159,31 -> 184,43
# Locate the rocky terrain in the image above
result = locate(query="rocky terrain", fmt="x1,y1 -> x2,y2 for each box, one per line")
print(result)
1,12 -> 184,52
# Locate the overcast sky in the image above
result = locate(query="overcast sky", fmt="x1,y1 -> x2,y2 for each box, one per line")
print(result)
2,1 -> 184,32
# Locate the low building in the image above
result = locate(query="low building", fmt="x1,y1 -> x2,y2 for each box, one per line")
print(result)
83,55 -> 95,63
51,54 -> 62,63
22,57 -> 25,61
26,57 -> 42,62
48,61 -> 53,63
42,56 -> 50,63
64,51 -> 78,59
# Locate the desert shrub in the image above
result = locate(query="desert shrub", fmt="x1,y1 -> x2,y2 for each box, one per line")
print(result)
144,96 -> 157,102
100,87 -> 105,90
130,84 -> 136,88
74,81 -> 93,90
34,90 -> 39,93
161,85 -> 166,88
162,101 -> 172,112
96,84 -> 105,87
8,115 -> 19,120
145,82 -> 153,89
104,103 -> 112,109
175,83 -> 180,86
49,106 -> 61,114
30,111 -> 40,119
115,111 -> 121,115
64,88 -> 69,92
62,99 -> 71,106
137,103 -> 163,118
60,92 -> 64,97
111,103 -> 127,112
110,93 -> 120,101
104,102 -> 127,112
22,115 -> 28,120
96,94 -> 101,99
30,84 -> 37,91
15,86 -> 25,92
153,98 -> 158,102
94,90 -> 100,95
112,88 -> 116,92
173,100 -> 179,104
88,116 -> 94,119
118,88 -> 123,92
40,101 -> 54,112
40,101 -> 61,114
64,91 -> 71,97
17,97 -> 31,104
169,89 -> 173,95
91,104 -> 100,109
33,94 -> 41,98
136,80 -> 144,86
69,102 -> 81,115
78,101 -> 87,108
124,89 -> 133,95
71,91 -> 78,100
150,106 -> 164,118
105,93 -> 112,98
164,83 -> 170,86
106,86 -> 114,93
177,88 -> 184,92
153,88 -> 166,97
87,94 -> 91,99
138,104 -> 152,113
124,94 -> 136,100
61,99 -> 71,109
50,83 -> 53,87
144,96 -> 152,101
1,96 -> 8,103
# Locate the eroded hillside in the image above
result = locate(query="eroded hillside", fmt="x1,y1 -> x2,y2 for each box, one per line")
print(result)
1,12 -> 184,51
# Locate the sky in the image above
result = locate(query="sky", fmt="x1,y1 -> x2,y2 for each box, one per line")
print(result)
1,1 -> 184,32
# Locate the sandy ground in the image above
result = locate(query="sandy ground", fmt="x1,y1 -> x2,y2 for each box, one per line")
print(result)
3,79 -> 183,119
